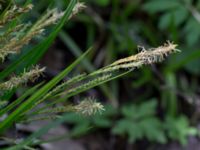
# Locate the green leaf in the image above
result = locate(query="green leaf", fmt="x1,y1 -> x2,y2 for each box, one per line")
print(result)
70,122 -> 91,137
128,123 -> 143,143
166,47 -> 200,72
184,18 -> 200,46
143,0 -> 181,13
158,6 -> 188,30
121,100 -> 157,119
136,100 -> 157,118
112,119 -> 132,135
165,116 -> 197,145
112,119 -> 143,143
113,100 -> 167,144
139,118 -> 166,144
93,117 -> 112,128
159,12 -> 172,30
121,104 -> 137,119
173,6 -> 188,26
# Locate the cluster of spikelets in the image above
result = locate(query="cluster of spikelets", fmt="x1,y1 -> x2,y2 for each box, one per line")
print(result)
0,1 -> 180,123
0,2 -> 106,121
21,97 -> 105,122
22,41 -> 180,122
0,4 -> 64,61
0,2 -> 85,87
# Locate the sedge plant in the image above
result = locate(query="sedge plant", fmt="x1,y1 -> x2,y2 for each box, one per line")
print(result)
0,0 -> 180,149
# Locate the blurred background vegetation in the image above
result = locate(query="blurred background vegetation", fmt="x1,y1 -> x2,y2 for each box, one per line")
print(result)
3,0 -> 200,149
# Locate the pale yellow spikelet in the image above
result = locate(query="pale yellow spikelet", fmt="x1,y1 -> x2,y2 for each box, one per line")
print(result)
92,41 -> 180,74
0,29 -> 41,61
0,66 -> 45,91
75,97 -> 105,116
26,98 -> 104,120
69,2 -> 86,19
0,4 -> 33,27
31,8 -> 64,32
111,41 -> 178,66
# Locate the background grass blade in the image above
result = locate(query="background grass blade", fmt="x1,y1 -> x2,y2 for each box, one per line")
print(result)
4,113 -> 76,150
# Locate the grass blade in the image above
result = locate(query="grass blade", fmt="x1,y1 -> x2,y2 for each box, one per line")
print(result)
5,113 -> 75,150
0,83 -> 43,117
0,46 -> 90,133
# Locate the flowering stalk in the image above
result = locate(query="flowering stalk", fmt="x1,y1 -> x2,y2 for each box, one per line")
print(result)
26,42 -> 180,119
74,97 -> 105,116
23,97 -> 105,122
91,41 -> 180,75
0,66 -> 45,91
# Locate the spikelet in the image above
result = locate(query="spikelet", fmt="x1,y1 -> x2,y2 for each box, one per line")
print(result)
0,28 -> 39,61
69,2 -> 86,19
111,41 -> 179,66
30,97 -> 104,117
0,66 -> 45,91
31,8 -> 64,32
0,4 -> 33,27
0,23 -> 30,43
92,41 -> 180,75
74,97 -> 105,116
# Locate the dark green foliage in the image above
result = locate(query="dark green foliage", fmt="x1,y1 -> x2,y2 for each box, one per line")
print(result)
164,115 -> 197,145
143,0 -> 199,46
58,100 -> 197,145
112,100 -> 166,144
